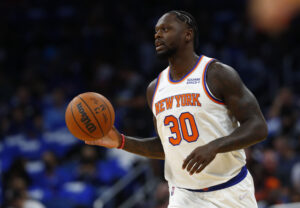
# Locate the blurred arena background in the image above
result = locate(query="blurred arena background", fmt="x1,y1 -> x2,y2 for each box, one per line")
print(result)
0,0 -> 300,208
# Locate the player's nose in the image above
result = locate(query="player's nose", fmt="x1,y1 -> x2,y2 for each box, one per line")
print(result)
154,31 -> 162,40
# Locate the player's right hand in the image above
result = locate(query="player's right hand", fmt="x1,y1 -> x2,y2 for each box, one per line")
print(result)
85,126 -> 122,149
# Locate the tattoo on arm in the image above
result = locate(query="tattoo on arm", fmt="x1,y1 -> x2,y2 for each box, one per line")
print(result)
206,62 -> 268,153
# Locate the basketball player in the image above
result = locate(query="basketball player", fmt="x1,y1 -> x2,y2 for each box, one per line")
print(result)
86,11 -> 268,207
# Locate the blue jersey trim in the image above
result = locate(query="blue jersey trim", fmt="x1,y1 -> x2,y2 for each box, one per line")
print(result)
203,59 -> 225,104
168,55 -> 203,83
182,165 -> 248,192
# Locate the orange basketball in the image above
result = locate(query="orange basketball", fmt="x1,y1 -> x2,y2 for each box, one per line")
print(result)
65,92 -> 115,141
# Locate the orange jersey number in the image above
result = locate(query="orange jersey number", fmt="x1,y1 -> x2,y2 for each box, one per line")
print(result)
164,112 -> 199,146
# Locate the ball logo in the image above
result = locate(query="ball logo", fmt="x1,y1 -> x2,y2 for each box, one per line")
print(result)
77,102 -> 96,133
94,104 -> 106,114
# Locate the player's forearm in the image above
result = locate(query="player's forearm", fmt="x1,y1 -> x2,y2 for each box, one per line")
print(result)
210,118 -> 268,153
123,136 -> 165,160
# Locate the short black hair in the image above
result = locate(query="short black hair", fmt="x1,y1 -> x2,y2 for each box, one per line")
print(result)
168,10 -> 199,50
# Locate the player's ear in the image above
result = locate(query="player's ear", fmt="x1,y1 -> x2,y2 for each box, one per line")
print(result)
185,28 -> 193,42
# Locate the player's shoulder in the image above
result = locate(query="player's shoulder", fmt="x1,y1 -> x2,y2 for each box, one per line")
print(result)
147,78 -> 158,90
208,60 -> 237,76
206,60 -> 244,100
207,60 -> 241,84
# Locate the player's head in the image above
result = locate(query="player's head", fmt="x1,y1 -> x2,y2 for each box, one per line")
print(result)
154,10 -> 199,58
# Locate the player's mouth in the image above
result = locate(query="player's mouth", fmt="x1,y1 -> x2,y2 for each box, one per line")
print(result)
155,40 -> 166,51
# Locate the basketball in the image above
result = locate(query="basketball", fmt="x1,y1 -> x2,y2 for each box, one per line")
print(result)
65,92 -> 115,141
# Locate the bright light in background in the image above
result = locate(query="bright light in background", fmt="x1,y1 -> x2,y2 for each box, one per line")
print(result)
249,0 -> 300,34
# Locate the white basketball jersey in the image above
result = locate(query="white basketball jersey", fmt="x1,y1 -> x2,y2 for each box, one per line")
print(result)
152,55 -> 246,189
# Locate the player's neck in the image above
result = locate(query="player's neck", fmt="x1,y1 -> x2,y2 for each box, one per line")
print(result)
168,50 -> 199,81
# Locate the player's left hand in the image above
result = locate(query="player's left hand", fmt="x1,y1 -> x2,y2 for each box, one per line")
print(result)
182,143 -> 218,175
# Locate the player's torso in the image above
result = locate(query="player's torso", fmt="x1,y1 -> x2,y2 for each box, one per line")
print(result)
152,55 -> 246,189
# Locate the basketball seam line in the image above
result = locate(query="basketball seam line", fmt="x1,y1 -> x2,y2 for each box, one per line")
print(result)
78,95 -> 104,137
70,101 -> 98,139
98,95 -> 113,128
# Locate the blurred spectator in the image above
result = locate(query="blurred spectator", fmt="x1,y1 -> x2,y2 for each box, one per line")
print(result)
43,88 -> 68,131
273,136 -> 300,186
267,88 -> 300,139
114,68 -> 153,136
154,182 -> 169,208
26,151 -> 72,199
4,176 -> 45,208
76,146 -> 99,184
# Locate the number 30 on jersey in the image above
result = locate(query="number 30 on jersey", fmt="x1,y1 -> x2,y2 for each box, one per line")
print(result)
164,112 -> 199,145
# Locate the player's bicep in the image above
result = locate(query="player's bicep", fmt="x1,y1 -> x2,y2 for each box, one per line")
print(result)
212,63 -> 264,123
225,84 -> 262,123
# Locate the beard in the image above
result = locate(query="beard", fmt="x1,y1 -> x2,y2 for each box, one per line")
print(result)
156,46 -> 177,59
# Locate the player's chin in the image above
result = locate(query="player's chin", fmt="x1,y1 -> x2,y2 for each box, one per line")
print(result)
156,49 -> 171,59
